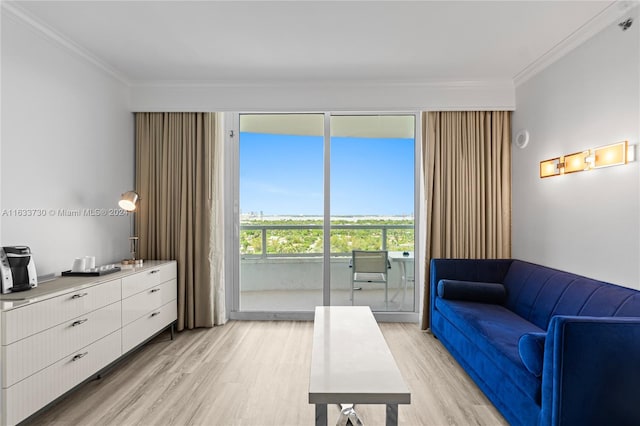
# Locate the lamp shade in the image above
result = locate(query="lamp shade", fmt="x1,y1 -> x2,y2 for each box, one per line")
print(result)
563,151 -> 590,174
593,141 -> 627,168
118,191 -> 139,211
540,157 -> 562,178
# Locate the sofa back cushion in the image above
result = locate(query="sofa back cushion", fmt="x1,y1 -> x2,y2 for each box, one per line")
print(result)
503,260 -> 640,330
614,293 -> 640,316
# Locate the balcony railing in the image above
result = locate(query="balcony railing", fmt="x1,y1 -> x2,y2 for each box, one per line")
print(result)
240,223 -> 414,259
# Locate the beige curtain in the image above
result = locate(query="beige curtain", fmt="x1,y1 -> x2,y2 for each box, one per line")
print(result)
135,112 -> 225,330
421,111 -> 512,330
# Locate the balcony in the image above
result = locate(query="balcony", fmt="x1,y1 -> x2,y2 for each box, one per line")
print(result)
239,222 -> 415,312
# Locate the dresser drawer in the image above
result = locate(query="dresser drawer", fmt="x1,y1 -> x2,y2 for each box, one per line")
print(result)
1,301 -> 121,388
2,330 -> 121,426
1,279 -> 121,345
122,301 -> 177,354
122,279 -> 177,326
122,262 -> 177,299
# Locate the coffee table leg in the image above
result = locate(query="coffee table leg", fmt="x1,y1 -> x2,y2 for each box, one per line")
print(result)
315,403 -> 327,426
338,404 -> 363,426
386,403 -> 398,426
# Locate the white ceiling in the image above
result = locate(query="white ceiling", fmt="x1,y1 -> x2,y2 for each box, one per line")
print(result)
6,0 -> 627,85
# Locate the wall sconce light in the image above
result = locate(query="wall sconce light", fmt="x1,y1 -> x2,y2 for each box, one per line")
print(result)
540,140 -> 633,178
540,157 -> 562,178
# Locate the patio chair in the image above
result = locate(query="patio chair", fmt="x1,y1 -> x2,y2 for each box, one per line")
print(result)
350,250 -> 391,309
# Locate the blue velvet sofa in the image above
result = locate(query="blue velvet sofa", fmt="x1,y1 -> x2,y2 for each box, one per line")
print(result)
429,258 -> 640,426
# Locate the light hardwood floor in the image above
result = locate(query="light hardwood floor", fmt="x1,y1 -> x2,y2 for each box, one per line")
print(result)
24,321 -> 507,426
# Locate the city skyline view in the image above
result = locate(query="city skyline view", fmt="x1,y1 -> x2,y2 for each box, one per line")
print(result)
240,131 -> 415,217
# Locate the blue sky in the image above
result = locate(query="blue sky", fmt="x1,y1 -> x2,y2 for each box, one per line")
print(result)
240,132 -> 414,216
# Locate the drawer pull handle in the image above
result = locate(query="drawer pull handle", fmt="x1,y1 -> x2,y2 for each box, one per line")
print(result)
150,288 -> 160,293
151,311 -> 161,317
72,352 -> 88,361
149,269 -> 160,274
71,292 -> 88,299
71,319 -> 88,327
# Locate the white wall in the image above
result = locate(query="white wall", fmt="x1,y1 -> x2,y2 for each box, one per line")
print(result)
512,7 -> 640,288
1,12 -> 134,277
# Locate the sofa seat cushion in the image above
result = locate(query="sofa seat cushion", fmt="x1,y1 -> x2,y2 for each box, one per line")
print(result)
435,297 -> 544,402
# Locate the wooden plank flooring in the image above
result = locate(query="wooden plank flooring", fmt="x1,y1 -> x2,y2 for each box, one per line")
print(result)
24,321 -> 507,426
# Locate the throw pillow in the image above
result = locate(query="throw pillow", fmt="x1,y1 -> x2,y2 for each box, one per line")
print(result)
518,332 -> 546,377
437,279 -> 506,304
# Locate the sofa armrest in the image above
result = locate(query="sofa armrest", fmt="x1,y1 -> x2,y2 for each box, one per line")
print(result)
541,315 -> 640,426
429,258 -> 513,329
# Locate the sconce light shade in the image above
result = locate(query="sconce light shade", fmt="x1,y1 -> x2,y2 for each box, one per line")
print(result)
118,191 -> 139,212
563,150 -> 590,174
540,157 -> 562,178
592,141 -> 627,168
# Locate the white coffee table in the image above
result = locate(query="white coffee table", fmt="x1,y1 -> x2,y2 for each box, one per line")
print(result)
309,306 -> 411,426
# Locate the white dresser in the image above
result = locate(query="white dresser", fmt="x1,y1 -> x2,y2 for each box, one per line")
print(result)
0,260 -> 177,426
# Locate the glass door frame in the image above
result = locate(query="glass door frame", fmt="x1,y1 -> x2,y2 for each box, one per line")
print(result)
226,112 -> 422,322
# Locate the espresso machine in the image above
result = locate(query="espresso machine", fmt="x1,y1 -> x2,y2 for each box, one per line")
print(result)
0,246 -> 38,294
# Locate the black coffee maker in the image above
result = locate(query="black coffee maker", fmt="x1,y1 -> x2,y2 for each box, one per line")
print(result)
0,246 -> 38,294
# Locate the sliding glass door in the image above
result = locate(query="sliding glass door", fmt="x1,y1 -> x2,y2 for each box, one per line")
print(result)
238,114 -> 324,311
236,113 -> 416,314
329,115 -> 415,312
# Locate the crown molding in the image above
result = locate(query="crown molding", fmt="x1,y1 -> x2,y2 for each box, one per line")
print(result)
1,1 -> 131,86
514,1 -> 639,87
